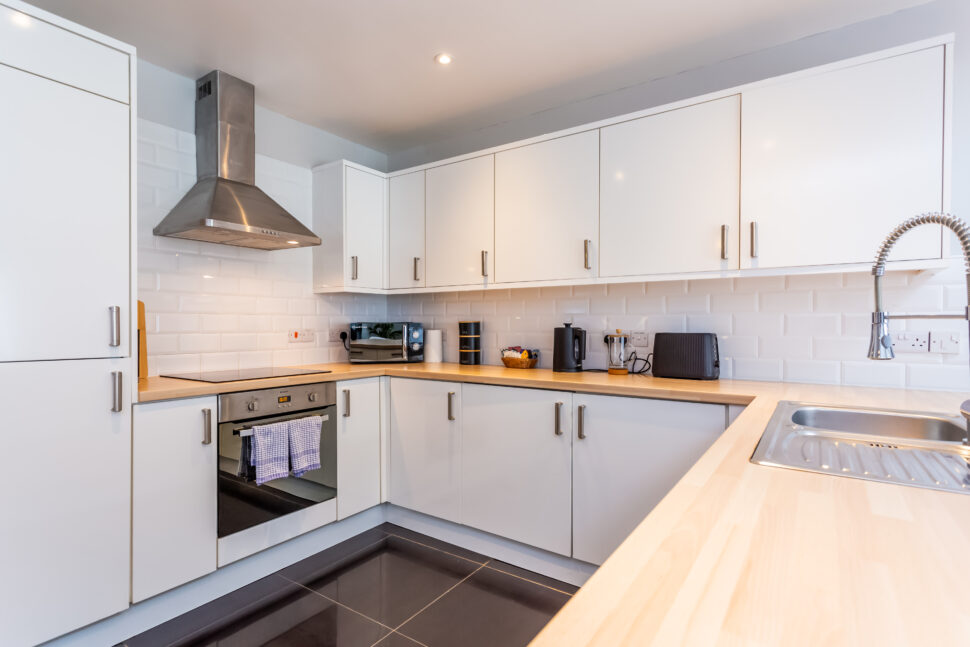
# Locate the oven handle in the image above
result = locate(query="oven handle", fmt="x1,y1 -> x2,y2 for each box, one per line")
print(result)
230,410 -> 332,437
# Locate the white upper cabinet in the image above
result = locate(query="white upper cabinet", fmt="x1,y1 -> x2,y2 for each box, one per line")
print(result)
740,46 -> 945,268
495,131 -> 599,283
337,378 -> 382,519
388,171 -> 426,289
313,161 -> 386,291
0,62 -> 130,362
600,96 -> 741,277
425,156 -> 495,287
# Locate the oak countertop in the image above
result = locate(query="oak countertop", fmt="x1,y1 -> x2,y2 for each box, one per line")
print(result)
139,363 -> 970,644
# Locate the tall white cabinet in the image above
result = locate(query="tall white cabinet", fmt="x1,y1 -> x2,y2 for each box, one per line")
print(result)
0,3 -> 135,644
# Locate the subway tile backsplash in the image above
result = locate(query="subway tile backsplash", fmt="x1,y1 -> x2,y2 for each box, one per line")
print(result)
138,118 -> 969,391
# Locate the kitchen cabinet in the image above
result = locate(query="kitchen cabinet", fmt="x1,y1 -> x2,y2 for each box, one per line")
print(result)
572,393 -> 725,565
461,384 -> 572,555
389,378 -> 461,522
740,46 -> 944,268
495,131 -> 599,283
337,378 -> 382,519
132,396 -> 218,603
0,61 -> 130,362
0,359 -> 131,646
313,161 -> 386,291
600,96 -> 740,277
388,171 -> 426,289
425,155 -> 494,287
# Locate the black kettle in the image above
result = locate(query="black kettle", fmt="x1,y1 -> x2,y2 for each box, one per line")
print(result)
553,323 -> 586,372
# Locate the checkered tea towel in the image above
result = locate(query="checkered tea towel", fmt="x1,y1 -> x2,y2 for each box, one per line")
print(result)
252,421 -> 290,485
288,416 -> 323,477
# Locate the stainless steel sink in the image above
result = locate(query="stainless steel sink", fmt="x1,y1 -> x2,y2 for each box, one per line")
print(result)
751,401 -> 970,494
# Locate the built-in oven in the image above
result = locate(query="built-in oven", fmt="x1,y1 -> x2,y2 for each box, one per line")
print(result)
217,382 -> 337,539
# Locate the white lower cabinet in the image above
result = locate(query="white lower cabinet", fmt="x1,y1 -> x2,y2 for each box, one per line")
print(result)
132,396 -> 218,603
389,378 -> 461,522
571,393 -> 725,565
337,378 -> 382,519
461,385 -> 572,555
0,359 -> 131,646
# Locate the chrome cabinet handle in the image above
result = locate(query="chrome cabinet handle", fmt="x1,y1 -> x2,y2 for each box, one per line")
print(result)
447,391 -> 456,421
584,239 -> 591,270
351,255 -> 359,280
555,401 -> 563,436
111,371 -> 123,413
577,404 -> 586,440
481,250 -> 488,278
202,408 -> 212,445
413,257 -> 420,282
343,389 -> 351,417
109,306 -> 121,347
721,225 -> 729,260
750,222 -> 759,258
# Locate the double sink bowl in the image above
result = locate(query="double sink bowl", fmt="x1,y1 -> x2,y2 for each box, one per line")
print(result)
751,401 -> 970,494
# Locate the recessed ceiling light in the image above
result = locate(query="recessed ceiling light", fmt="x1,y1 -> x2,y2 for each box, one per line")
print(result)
10,11 -> 31,28
286,240 -> 299,245
434,53 -> 453,65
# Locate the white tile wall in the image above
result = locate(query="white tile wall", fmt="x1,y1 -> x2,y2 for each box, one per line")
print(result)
387,265 -> 970,391
137,118 -> 385,376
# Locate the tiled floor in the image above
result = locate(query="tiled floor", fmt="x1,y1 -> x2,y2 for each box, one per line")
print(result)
124,523 -> 578,647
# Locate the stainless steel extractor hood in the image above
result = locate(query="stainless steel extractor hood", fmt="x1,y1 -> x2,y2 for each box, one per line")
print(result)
153,71 -> 321,250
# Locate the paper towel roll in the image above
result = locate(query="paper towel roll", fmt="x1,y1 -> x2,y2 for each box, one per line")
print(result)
425,329 -> 443,363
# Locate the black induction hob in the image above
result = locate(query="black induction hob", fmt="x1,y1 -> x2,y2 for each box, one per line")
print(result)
160,367 -> 332,383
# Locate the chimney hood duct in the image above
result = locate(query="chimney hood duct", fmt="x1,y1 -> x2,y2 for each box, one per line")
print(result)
153,71 -> 321,250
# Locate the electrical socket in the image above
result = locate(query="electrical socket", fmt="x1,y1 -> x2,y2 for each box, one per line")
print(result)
891,331 -> 929,353
929,331 -> 961,355
327,329 -> 344,343
288,330 -> 314,343
630,331 -> 650,347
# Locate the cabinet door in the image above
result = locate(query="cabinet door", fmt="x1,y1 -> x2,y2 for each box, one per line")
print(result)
461,385 -> 572,555
600,96 -> 740,277
389,171 -> 426,289
572,394 -> 724,565
389,378 -> 461,522
741,47 -> 944,268
132,396 -> 218,603
495,131 -> 599,283
0,359 -> 130,646
337,378 -> 382,519
345,166 -> 385,289
425,156 -> 494,287
0,65 -> 129,362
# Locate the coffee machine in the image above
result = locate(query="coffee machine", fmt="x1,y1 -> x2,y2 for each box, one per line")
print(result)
553,323 -> 586,372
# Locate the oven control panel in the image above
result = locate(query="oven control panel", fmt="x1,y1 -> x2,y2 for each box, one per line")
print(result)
218,381 -> 337,422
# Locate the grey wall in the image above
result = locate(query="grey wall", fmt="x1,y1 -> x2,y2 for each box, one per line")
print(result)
387,0 -> 969,217
136,60 -> 388,171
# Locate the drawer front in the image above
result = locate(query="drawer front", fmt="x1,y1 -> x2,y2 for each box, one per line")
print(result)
0,4 -> 129,102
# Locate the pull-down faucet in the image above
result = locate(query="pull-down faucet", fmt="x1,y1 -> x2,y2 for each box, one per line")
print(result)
867,212 -> 970,444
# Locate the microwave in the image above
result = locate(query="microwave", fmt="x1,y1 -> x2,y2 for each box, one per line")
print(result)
348,322 -> 424,363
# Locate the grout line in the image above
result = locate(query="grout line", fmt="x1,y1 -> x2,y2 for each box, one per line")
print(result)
481,563 -> 577,597
281,575 -> 398,633
369,629 -> 432,647
383,530 -> 487,566
393,561 -> 489,632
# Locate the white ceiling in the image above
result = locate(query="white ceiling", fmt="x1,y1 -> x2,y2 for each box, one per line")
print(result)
30,0 -> 930,153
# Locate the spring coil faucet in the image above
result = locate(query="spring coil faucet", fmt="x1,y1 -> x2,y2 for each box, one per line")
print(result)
868,212 -> 970,444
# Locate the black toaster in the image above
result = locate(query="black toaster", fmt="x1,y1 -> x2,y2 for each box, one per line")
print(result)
651,333 -> 719,380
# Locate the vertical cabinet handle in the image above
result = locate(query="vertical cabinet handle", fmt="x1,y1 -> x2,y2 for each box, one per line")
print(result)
351,255 -> 359,280
481,250 -> 488,278
108,306 -> 121,347
202,408 -> 212,445
720,225 -> 729,260
750,222 -> 759,258
577,404 -> 586,440
343,389 -> 351,417
111,371 -> 123,413
447,391 -> 456,421
554,401 -> 563,436
584,239 -> 591,270
413,257 -> 421,282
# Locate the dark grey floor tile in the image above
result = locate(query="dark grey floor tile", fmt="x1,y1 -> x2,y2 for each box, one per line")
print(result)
372,631 -> 426,646
302,535 -> 480,628
190,587 -> 390,647
484,560 -> 580,595
379,523 -> 489,564
276,526 -> 389,585
397,567 -> 570,647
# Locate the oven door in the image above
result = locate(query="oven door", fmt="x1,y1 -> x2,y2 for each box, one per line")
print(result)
217,406 -> 337,538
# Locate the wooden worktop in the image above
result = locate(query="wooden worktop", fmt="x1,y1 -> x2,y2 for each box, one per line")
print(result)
140,363 -> 970,644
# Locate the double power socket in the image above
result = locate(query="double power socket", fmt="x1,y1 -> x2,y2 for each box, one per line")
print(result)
891,330 -> 960,355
